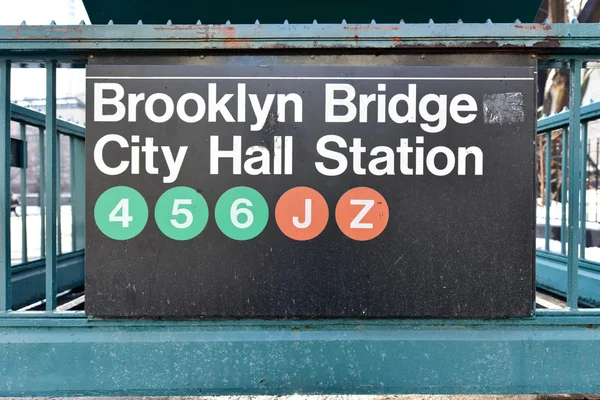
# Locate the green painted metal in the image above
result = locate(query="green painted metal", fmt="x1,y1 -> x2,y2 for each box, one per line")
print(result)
580,122 -> 588,258
567,59 -> 583,309
536,251 -> 600,307
70,136 -> 76,251
538,100 -> 600,131
0,59 -> 10,312
19,123 -> 27,263
44,60 -> 57,311
562,127 -> 568,254
56,133 -> 61,255
2,98 -> 87,309
10,104 -> 85,138
537,248 -> 600,274
545,131 -> 551,250
38,127 -> 45,258
82,0 -> 542,25
10,252 -> 84,310
71,138 -> 85,250
1,23 -> 600,54
2,321 -> 600,396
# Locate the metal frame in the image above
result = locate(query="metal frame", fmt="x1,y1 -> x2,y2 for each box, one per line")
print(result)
4,104 -> 85,310
536,93 -> 600,306
2,22 -> 600,395
0,21 -> 599,53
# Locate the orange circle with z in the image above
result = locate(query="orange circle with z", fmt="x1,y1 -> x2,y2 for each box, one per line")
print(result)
335,187 -> 389,241
275,187 -> 329,241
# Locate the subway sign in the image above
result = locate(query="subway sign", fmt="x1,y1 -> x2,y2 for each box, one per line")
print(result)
86,55 -> 535,318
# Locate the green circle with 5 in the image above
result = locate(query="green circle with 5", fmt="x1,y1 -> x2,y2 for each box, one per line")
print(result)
154,186 -> 209,240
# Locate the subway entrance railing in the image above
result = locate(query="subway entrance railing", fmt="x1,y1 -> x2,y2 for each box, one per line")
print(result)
1,21 -> 600,396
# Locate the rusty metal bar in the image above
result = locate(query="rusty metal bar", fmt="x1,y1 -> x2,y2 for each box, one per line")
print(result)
0,23 -> 599,54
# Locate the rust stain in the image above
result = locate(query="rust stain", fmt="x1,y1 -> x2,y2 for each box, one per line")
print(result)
515,24 -> 552,31
5,25 -> 84,39
219,25 -> 238,36
265,43 -> 289,49
220,25 -> 244,47
45,26 -> 84,33
468,41 -> 500,48
343,25 -> 402,31
154,25 -> 205,31
533,38 -> 561,47
392,42 -> 448,48
222,40 -> 251,47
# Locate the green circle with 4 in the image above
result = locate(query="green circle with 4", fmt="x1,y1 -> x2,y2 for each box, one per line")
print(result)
154,186 -> 209,240
94,186 -> 148,240
215,186 -> 269,241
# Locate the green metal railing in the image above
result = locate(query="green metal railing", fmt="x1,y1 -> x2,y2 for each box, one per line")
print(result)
536,99 -> 600,305
537,101 -> 600,255
1,21 -> 600,396
6,103 -> 85,310
10,104 -> 86,262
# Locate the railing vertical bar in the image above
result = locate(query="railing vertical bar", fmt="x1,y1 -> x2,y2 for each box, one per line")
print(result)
71,137 -> 85,250
19,123 -> 27,263
596,137 -> 599,223
580,122 -> 588,259
545,131 -> 551,251
56,134 -> 61,255
561,127 -> 568,254
45,60 -> 57,312
567,59 -> 582,310
38,127 -> 45,259
0,59 -> 11,312
69,136 -> 76,251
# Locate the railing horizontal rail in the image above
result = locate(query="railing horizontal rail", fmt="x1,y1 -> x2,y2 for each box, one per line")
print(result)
10,104 -> 84,138
0,23 -> 599,52
537,101 -> 600,132
537,249 -> 600,273
11,249 -> 84,273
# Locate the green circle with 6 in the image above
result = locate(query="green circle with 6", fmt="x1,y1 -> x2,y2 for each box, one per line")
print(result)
215,186 -> 269,241
154,186 -> 209,241
94,186 -> 148,240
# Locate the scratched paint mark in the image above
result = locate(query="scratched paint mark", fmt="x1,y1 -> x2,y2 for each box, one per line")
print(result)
483,92 -> 524,125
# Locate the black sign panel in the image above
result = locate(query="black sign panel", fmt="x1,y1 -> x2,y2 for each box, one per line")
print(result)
10,138 -> 26,168
86,55 -> 535,319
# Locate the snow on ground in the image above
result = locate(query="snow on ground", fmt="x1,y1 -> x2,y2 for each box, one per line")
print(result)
9,205 -> 74,265
536,198 -> 600,262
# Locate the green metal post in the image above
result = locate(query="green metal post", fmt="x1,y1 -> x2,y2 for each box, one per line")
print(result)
70,136 -> 75,252
19,123 -> 27,263
562,127 -> 568,254
70,137 -> 85,250
580,123 -> 588,258
56,133 -> 61,255
45,60 -> 57,311
567,59 -> 582,310
545,131 -> 551,250
38,127 -> 45,259
596,138 -> 599,222
0,59 -> 10,312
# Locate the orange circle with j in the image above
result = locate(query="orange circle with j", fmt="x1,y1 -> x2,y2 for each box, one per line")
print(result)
335,187 -> 389,241
275,187 -> 329,241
